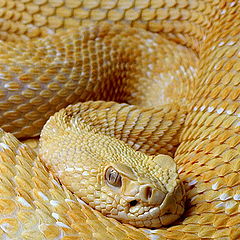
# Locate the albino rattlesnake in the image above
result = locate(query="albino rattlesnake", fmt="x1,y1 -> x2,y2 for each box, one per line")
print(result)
0,0 -> 239,239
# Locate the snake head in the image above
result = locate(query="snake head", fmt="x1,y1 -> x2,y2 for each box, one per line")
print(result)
100,155 -> 185,228
39,106 -> 185,229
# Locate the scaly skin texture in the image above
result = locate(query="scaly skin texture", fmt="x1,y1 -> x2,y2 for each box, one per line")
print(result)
0,23 -> 196,138
39,102 -> 185,228
0,0 -> 239,240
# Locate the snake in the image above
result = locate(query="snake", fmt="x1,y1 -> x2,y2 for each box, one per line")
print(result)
0,0 -> 239,239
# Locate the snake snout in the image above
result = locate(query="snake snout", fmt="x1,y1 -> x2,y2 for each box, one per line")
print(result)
139,185 -> 165,205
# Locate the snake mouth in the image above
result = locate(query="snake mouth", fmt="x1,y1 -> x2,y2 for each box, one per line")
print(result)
107,203 -> 182,228
107,182 -> 185,228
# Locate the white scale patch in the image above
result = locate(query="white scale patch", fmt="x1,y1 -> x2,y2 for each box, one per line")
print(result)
227,41 -> 236,46
65,198 -> 76,203
146,39 -> 154,43
225,110 -> 233,115
38,191 -> 49,201
219,193 -> 231,201
0,143 -> 10,151
51,178 -> 62,189
218,41 -> 225,47
144,229 -> 160,240
225,201 -> 237,209
50,200 -> 59,207
17,197 -> 32,207
52,212 -> 60,220
148,64 -> 153,70
216,108 -> 224,114
215,202 -> 225,208
76,197 -> 87,205
221,9 -> 226,15
0,222 -> 10,232
211,45 -> 216,51
4,83 -> 11,88
65,167 -> 74,172
75,167 -> 83,171
207,106 -> 214,112
188,179 -> 198,186
211,182 -> 218,190
146,71 -> 151,77
189,66 -> 196,72
56,221 -> 71,229
177,167 -> 183,174
82,171 -> 89,176
233,194 -> 240,200
180,65 -> 185,72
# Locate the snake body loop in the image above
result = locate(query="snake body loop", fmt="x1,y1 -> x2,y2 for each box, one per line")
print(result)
0,0 -> 239,239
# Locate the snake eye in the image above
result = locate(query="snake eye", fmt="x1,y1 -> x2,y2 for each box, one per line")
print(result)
105,167 -> 122,188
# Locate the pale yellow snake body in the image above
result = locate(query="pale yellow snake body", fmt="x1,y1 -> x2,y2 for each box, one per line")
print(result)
0,0 -> 239,239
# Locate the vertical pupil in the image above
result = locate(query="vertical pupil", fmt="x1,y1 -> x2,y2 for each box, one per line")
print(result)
109,173 -> 113,181
110,170 -> 116,182
105,167 -> 122,188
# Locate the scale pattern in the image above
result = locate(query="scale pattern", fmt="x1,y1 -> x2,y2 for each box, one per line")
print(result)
0,0 -> 239,239
0,23 -> 196,138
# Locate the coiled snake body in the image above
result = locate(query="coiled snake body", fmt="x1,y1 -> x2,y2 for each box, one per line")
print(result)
0,0 -> 239,239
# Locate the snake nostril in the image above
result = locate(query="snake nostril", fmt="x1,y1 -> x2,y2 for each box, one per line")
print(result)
129,200 -> 138,207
